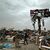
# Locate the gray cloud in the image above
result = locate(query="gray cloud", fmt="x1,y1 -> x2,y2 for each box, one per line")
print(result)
0,0 -> 50,30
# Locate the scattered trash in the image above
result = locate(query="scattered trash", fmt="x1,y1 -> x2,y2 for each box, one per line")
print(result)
0,44 -> 3,49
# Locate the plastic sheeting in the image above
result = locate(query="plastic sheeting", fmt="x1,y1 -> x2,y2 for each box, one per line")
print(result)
3,43 -> 12,48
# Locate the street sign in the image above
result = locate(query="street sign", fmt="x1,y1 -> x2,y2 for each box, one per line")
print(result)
30,10 -> 39,16
44,11 -> 50,17
30,9 -> 50,17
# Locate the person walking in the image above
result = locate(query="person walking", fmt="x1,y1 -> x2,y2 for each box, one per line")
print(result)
14,34 -> 21,48
24,32 -> 28,45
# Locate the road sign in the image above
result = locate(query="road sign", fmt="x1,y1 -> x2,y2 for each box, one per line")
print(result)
30,9 -> 50,17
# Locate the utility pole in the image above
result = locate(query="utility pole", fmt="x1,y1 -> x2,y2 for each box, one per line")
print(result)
32,21 -> 36,32
38,17 -> 41,35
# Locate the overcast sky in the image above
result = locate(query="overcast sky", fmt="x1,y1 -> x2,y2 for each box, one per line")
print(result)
0,0 -> 50,30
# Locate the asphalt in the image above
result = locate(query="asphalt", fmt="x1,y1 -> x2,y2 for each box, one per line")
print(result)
0,43 -> 39,50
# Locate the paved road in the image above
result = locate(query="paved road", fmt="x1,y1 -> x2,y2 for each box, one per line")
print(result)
0,43 -> 39,50
0,39 -> 39,50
